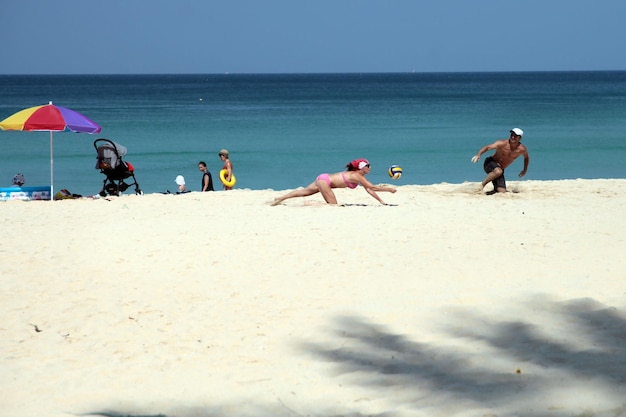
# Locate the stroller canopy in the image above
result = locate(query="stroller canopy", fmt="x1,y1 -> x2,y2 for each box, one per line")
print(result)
95,140 -> 127,170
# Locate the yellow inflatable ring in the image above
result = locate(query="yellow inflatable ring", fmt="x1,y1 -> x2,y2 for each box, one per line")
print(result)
219,169 -> 236,187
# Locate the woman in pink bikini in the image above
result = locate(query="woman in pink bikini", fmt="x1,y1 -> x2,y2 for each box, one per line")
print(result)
271,158 -> 396,206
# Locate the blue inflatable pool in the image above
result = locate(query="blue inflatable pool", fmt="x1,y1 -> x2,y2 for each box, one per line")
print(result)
0,186 -> 52,201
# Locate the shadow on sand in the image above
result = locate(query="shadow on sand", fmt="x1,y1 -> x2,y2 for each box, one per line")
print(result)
83,296 -> 626,417
300,296 -> 626,416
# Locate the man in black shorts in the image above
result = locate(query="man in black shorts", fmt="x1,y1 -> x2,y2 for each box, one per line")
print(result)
471,128 -> 530,194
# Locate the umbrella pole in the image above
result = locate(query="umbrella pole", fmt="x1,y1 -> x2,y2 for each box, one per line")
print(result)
49,131 -> 54,201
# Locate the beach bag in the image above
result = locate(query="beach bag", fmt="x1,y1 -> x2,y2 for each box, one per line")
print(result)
54,189 -> 81,200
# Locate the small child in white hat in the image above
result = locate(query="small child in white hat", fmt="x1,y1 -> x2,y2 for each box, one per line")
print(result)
175,175 -> 187,193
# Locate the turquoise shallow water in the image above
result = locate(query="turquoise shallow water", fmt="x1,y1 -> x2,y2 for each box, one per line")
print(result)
1,72 -> 625,196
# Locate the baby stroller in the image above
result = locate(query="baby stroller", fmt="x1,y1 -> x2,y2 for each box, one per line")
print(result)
94,138 -> 142,196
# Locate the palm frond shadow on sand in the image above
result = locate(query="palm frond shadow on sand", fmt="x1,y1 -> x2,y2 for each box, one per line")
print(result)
83,297 -> 626,417
299,296 -> 626,417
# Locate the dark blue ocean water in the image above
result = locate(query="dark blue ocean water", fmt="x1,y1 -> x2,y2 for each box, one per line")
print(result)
1,72 -> 625,196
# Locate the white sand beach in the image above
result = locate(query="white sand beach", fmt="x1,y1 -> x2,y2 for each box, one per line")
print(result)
2,179 -> 626,417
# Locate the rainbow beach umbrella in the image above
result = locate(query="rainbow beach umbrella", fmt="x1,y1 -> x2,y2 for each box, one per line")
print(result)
0,102 -> 101,199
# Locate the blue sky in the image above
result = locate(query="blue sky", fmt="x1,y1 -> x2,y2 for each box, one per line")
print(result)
1,0 -> 625,74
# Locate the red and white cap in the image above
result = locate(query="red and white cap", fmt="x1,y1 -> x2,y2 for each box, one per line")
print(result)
351,158 -> 370,170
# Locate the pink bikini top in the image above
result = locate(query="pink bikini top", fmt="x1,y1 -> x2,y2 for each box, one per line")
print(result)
341,172 -> 359,189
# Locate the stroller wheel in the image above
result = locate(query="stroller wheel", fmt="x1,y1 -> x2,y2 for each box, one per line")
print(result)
105,183 -> 119,196
99,190 -> 107,197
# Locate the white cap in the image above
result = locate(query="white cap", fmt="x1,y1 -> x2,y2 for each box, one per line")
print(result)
175,175 -> 185,185
510,127 -> 524,136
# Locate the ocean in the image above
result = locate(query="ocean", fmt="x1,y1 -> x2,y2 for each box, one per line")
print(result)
1,72 -> 625,197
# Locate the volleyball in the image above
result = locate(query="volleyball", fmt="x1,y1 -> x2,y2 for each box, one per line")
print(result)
388,165 -> 403,179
